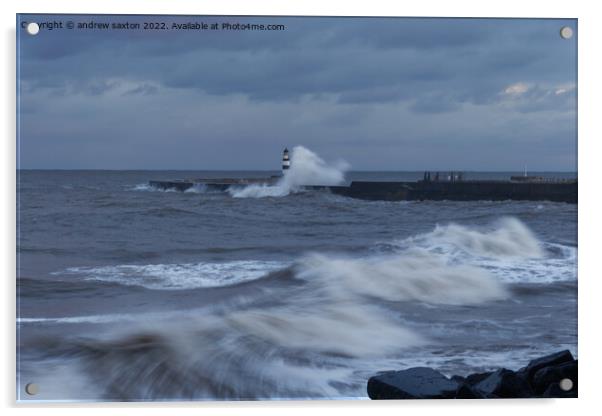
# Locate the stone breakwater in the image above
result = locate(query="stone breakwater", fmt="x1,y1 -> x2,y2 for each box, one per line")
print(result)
148,179 -> 578,203
367,350 -> 577,399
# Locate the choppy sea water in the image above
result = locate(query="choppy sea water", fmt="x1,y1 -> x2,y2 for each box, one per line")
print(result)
17,170 -> 577,401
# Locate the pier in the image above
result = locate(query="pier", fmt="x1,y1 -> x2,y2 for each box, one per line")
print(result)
149,149 -> 576,203
148,175 -> 577,203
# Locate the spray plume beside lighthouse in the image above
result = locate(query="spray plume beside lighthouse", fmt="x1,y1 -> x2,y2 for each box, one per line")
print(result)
282,148 -> 290,173
148,146 -> 575,203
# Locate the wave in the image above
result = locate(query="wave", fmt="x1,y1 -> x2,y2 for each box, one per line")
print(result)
184,184 -> 211,193
387,217 -> 576,284
295,250 -> 508,306
50,218 -> 573,294
54,260 -> 286,290
24,217 -> 577,400
131,183 -> 156,192
229,146 -> 349,198
130,183 -> 178,192
26,258 -> 431,399
29,294 -> 426,400
407,217 -> 545,258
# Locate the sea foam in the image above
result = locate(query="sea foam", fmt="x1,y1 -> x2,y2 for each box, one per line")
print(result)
295,250 -> 508,306
229,146 -> 349,198
390,217 -> 575,284
56,260 -> 285,290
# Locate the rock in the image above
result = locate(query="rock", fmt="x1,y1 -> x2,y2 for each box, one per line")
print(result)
532,360 -> 577,395
474,369 -> 534,398
367,367 -> 458,399
450,375 -> 466,384
464,371 -> 494,386
455,383 -> 488,399
521,350 -> 574,384
366,350 -> 577,400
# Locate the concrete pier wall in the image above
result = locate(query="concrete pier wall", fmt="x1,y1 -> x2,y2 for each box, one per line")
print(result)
148,179 -> 577,203
329,181 -> 577,203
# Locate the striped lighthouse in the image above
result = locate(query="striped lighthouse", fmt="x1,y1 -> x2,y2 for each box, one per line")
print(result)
282,148 -> 290,173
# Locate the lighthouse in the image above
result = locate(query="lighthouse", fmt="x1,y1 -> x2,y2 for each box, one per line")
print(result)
282,148 -> 290,173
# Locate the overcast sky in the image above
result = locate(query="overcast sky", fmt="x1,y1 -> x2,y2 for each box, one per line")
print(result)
17,15 -> 577,171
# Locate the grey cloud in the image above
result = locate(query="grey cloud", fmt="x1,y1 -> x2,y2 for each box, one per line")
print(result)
20,16 -> 576,113
17,15 -> 577,170
409,93 -> 461,114
123,83 -> 159,96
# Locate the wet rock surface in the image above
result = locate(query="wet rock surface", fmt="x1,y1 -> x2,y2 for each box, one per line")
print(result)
367,350 -> 577,399
367,367 -> 458,399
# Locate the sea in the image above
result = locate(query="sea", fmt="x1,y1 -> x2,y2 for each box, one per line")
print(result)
16,168 -> 577,401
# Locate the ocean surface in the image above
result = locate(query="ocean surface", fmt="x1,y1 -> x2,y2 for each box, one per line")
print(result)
17,169 -> 577,401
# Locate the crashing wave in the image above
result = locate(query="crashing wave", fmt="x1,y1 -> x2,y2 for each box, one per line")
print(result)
229,146 -> 349,198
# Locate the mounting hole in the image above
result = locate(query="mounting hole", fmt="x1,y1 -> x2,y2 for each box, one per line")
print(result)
26,22 -> 40,36
559,378 -> 573,391
560,26 -> 573,40
25,383 -> 39,395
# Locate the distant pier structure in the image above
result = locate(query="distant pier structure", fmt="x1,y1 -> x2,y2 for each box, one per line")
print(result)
148,150 -> 577,203
282,148 -> 290,173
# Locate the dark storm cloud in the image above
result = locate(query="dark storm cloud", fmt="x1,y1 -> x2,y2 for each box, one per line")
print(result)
17,15 -> 577,170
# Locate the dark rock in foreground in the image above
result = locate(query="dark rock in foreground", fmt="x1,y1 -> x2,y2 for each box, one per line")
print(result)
367,350 -> 577,400
532,360 -> 578,395
519,349 -> 574,384
473,369 -> 534,398
367,367 -> 458,399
